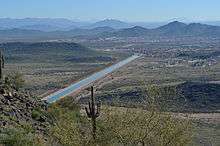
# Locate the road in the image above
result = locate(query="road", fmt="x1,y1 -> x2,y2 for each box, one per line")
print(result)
42,55 -> 140,103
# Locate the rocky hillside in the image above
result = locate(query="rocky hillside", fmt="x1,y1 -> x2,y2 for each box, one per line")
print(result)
79,82 -> 220,113
0,86 -> 51,135
175,82 -> 220,112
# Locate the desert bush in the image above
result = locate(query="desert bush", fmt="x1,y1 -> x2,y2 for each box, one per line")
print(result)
49,85 -> 192,146
49,103 -> 94,146
0,126 -> 46,146
98,107 -> 192,146
50,106 -> 192,146
50,104 -> 192,146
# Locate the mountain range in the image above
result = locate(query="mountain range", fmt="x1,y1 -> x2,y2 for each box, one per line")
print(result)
104,21 -> 220,37
1,18 -> 220,31
0,18 -> 131,31
1,20 -> 220,41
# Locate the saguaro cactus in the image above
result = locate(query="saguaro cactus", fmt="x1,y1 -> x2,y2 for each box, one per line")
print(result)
0,49 -> 5,80
85,86 -> 101,140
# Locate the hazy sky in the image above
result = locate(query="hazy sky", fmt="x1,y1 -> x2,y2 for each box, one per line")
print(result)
0,0 -> 219,22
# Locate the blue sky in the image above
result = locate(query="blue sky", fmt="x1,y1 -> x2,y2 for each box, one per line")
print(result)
0,0 -> 219,22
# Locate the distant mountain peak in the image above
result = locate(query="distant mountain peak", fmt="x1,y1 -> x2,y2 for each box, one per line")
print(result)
187,22 -> 208,27
89,19 -> 133,29
90,26 -> 115,33
100,19 -> 123,22
165,21 -> 187,27
157,21 -> 187,34
130,26 -> 148,31
94,19 -> 126,25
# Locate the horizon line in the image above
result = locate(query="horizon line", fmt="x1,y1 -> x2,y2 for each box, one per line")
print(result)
0,17 -> 220,23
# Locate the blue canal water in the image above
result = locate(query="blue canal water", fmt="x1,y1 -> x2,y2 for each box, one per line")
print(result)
43,55 -> 140,103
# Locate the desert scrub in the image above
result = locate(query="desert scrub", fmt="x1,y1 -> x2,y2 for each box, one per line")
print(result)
48,85 -> 193,146
49,101 -> 93,146
49,103 -> 193,146
0,126 -> 46,146
98,107 -> 193,146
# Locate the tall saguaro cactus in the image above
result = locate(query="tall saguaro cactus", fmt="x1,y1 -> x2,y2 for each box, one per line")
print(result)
0,49 -> 5,80
85,86 -> 101,140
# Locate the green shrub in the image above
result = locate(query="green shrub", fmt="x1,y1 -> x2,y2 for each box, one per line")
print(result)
31,110 -> 42,120
49,104 -> 193,146
48,85 -> 193,146
0,127 -> 45,146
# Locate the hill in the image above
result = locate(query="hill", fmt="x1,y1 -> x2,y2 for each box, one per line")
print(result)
0,28 -> 47,41
156,22 -> 220,37
1,42 -> 125,95
103,21 -> 220,38
80,82 -> 220,113
175,82 -> 220,112
65,26 -> 115,36
0,42 -> 102,63
0,27 -> 116,42
0,18 -> 127,31
109,26 -> 150,37
0,87 -> 50,131
18,24 -> 63,32
156,21 -> 187,35
88,19 -> 133,29
2,21 -> 220,41
0,81 -> 51,145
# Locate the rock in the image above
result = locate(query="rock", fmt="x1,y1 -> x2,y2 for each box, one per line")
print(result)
0,86 -> 50,134
0,88 -> 6,94
8,92 -> 13,97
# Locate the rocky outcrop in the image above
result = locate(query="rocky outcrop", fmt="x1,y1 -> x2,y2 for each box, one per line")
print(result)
0,87 -> 50,134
